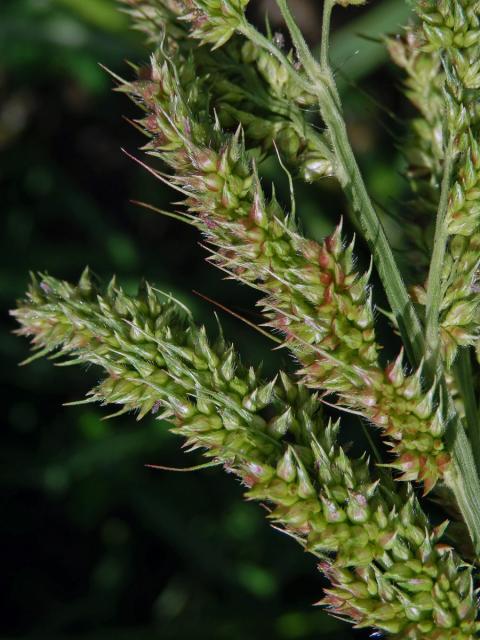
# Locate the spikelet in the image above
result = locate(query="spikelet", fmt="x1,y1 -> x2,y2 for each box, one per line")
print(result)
12,272 -> 480,638
120,0 -> 186,41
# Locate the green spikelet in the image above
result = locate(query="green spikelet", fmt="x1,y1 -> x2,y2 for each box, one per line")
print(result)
120,0 -> 186,41
123,0 -> 250,48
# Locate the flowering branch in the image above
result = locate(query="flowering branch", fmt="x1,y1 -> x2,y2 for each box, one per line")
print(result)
12,272 -> 480,638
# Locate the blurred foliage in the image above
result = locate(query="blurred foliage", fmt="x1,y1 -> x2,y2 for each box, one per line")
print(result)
2,1 -> 412,638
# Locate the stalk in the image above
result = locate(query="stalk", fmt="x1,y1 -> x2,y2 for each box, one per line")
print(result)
425,138 -> 455,368
454,350 -> 480,473
319,0 -> 340,108
320,0 -> 334,71
316,81 -> 425,364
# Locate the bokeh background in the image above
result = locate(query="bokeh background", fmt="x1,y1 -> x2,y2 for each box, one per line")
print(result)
2,1 -> 413,638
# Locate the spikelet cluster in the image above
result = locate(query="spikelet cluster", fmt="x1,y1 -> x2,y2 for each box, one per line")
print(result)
415,0 -> 480,92
12,273 -> 480,638
182,0 -> 250,48
120,0 -> 333,182
123,0 -> 249,47
386,30 -> 444,268
119,48 -> 452,490
391,2 -> 480,365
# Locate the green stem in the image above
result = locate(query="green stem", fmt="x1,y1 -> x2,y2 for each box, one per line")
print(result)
320,0 -> 334,71
424,138 -> 455,368
445,424 -> 480,555
319,0 -> 340,107
454,349 -> 480,472
317,83 -> 425,365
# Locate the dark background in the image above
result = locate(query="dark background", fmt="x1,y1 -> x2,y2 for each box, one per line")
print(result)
1,1 -> 412,638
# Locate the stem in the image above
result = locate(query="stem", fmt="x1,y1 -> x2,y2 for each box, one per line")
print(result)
424,138 -> 455,367
446,423 -> 480,555
320,0 -> 341,109
320,0 -> 334,71
274,0 -> 425,365
454,349 -> 480,472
